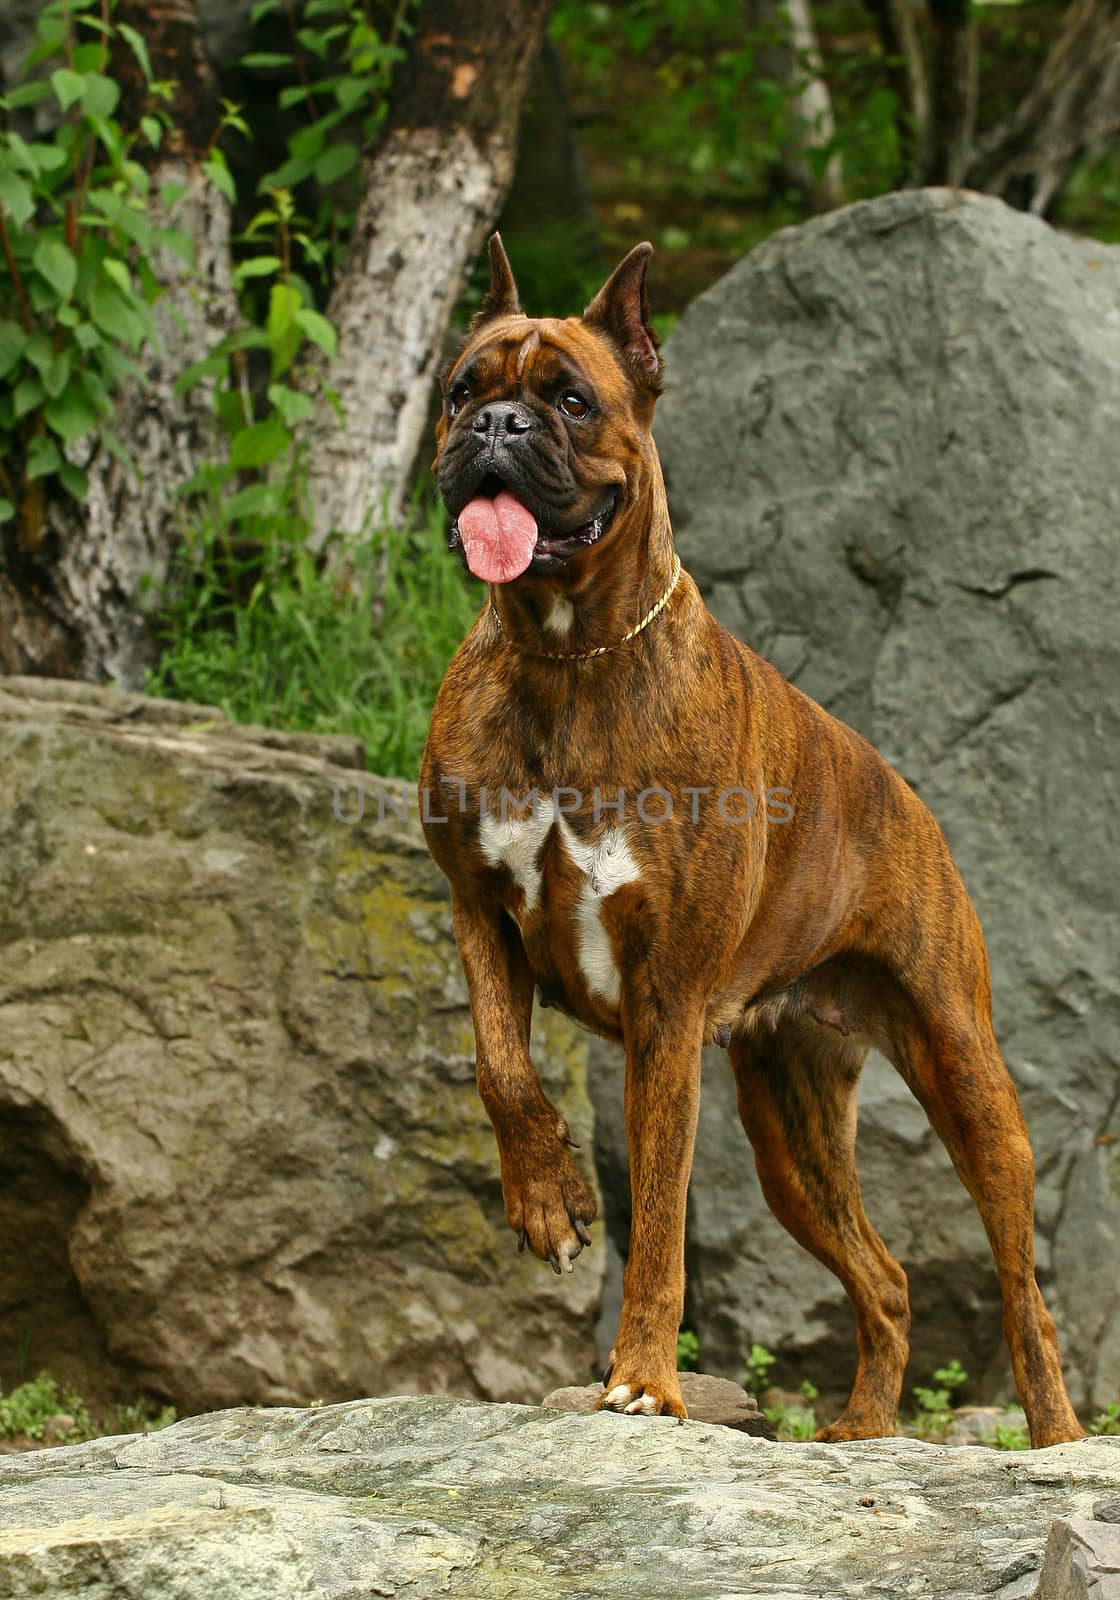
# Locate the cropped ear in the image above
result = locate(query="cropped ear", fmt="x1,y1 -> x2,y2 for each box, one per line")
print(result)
470,232 -> 522,330
582,242 -> 662,393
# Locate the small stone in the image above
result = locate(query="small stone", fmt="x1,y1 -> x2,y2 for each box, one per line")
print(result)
540,1371 -> 777,1437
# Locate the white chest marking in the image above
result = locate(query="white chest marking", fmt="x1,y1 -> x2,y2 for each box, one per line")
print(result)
478,797 -> 556,915
558,819 -> 641,1006
478,805 -> 641,1009
544,596 -> 574,636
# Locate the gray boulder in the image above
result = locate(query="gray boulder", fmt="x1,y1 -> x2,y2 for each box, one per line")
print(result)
636,188 -> 1120,1411
2,1396 -> 1120,1598
0,678 -> 600,1414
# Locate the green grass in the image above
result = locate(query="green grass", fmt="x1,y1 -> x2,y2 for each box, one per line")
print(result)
146,496 -> 481,779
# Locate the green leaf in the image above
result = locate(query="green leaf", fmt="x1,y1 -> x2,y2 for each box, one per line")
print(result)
74,321 -> 101,351
156,227 -> 194,265
50,67 -> 86,110
229,413 -> 291,469
0,168 -> 34,227
222,482 -> 279,522
117,22 -> 153,82
258,154 -> 312,192
313,141 -> 357,186
33,237 -> 78,300
59,461 -> 89,502
0,320 -> 28,381
267,382 -> 315,426
232,254 -> 282,286
2,81 -> 53,110
13,374 -> 44,418
101,258 -> 131,294
23,331 -> 54,372
43,350 -> 73,399
174,350 -> 228,396
81,73 -> 120,119
294,307 -> 337,359
278,84 -> 315,109
26,141 -> 68,173
113,205 -> 153,249
140,115 -> 162,148
335,75 -> 372,112
289,124 -> 326,162
90,281 -> 146,349
241,52 -> 293,68
202,154 -> 236,203
99,428 -> 134,470
0,497 -> 14,523
267,281 -> 302,372
249,0 -> 283,21
45,387 -> 99,443
26,433 -> 62,480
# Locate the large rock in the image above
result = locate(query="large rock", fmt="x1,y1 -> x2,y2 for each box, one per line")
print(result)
637,189 -> 1120,1410
2,1396 -> 1120,1598
0,678 -> 600,1413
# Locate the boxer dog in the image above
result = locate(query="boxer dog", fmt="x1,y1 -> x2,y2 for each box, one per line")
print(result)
419,235 -> 1081,1444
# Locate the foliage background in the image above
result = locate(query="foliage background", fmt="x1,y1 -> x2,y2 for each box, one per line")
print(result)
1,0 -> 1118,776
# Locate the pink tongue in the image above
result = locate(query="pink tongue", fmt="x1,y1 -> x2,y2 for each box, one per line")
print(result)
457,489 -> 539,583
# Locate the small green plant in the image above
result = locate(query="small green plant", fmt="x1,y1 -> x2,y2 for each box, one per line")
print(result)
762,1375 -> 820,1441
910,1359 -> 969,1440
110,1398 -> 177,1435
1088,1401 -> 1120,1436
0,1370 -> 176,1445
0,1371 -> 91,1441
676,1328 -> 700,1371
743,1342 -> 777,1394
247,0 -> 413,275
913,1359 -> 968,1416
992,1419 -> 1030,1450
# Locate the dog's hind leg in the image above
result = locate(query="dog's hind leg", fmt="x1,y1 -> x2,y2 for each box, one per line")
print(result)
889,1013 -> 1082,1447
730,1020 -> 911,1440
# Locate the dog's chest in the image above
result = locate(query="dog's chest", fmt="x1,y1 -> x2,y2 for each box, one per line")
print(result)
478,801 -> 640,1014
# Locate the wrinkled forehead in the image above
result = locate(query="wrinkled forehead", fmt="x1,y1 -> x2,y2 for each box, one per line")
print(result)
448,316 -> 632,404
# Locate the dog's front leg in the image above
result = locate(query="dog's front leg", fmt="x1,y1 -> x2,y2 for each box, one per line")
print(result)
451,890 -> 598,1272
600,1004 -> 705,1418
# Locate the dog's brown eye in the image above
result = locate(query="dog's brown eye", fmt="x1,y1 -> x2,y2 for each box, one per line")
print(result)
447,381 -> 470,417
558,391 -> 590,420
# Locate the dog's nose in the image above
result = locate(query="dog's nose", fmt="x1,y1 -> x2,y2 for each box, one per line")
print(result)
472,403 -> 534,437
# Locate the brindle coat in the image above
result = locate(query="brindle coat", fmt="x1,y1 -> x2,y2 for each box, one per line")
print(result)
419,236 -> 1082,1442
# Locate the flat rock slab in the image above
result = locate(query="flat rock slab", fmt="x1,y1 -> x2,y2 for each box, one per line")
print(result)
2,1398 -> 1120,1599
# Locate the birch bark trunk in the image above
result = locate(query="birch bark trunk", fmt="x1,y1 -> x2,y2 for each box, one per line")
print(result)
303,0 -> 553,544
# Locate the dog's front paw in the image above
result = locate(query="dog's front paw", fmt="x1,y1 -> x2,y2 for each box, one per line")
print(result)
500,1136 -> 597,1274
597,1367 -> 686,1418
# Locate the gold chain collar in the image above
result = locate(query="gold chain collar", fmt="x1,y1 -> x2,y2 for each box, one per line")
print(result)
490,554 -> 683,661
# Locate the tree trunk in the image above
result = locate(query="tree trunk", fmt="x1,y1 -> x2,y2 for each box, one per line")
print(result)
49,169 -> 237,687
964,0 -> 1120,214
0,0 -> 237,687
303,0 -> 553,543
745,0 -> 844,210
863,0 -> 929,179
917,0 -> 977,186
